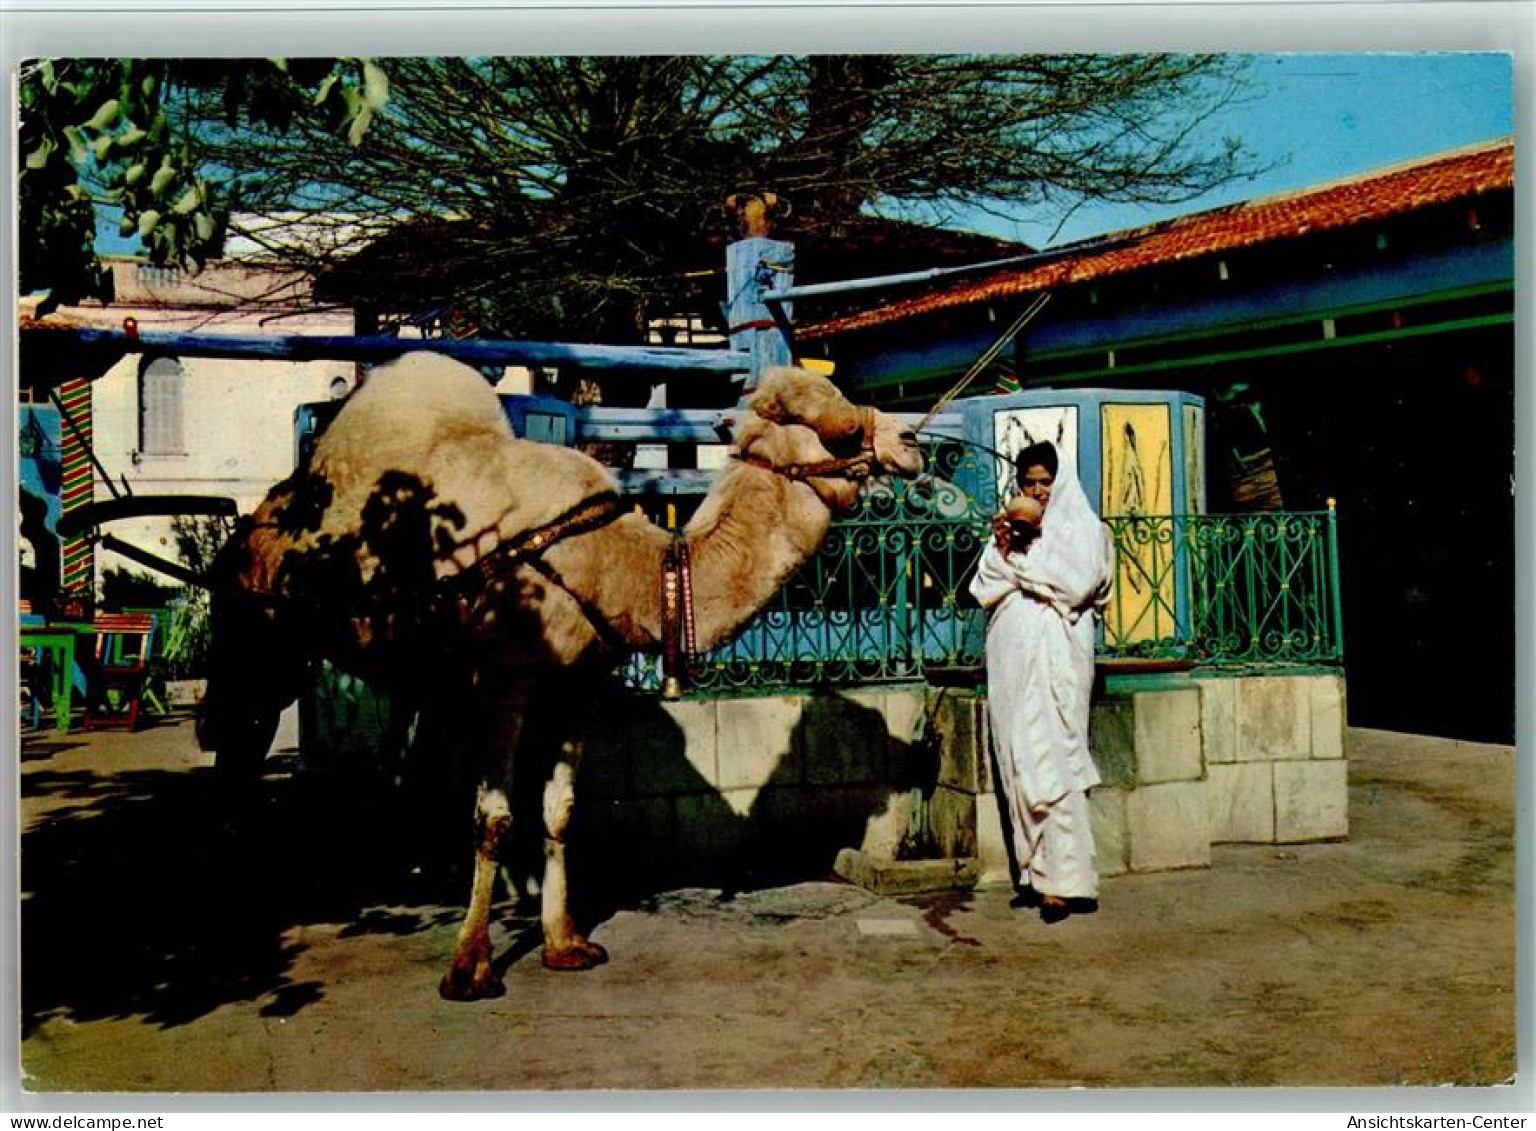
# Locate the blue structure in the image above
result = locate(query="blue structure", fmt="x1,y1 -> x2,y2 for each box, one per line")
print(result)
18,404 -> 65,608
954,386 -> 1206,518
18,404 -> 64,533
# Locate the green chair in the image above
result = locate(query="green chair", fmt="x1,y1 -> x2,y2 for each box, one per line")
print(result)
124,606 -> 174,715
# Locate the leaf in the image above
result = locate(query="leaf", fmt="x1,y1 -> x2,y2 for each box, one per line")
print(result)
149,164 -> 177,196
312,73 -> 339,107
362,60 -> 390,110
172,184 -> 202,215
194,211 -> 215,242
91,134 -> 114,162
137,209 -> 162,238
62,124 -> 87,164
346,104 -> 373,148
86,97 -> 120,130
115,125 -> 146,150
119,215 -> 137,237
123,161 -> 146,186
25,136 -> 55,170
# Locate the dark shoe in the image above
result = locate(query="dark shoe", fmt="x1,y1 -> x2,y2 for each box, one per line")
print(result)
1009,886 -> 1042,910
1039,895 -> 1098,923
1039,895 -> 1070,924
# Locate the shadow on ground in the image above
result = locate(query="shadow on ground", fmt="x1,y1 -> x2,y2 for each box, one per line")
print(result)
20,747 -> 474,1036
20,684 -> 922,1035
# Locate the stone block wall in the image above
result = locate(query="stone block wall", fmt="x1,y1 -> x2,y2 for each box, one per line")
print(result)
1198,673 -> 1350,844
957,673 -> 1349,887
299,669 -> 1348,895
575,686 -> 933,893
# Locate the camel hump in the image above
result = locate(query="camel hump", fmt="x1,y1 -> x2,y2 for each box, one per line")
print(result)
310,353 -> 517,487
343,353 -> 513,441
291,351 -> 615,580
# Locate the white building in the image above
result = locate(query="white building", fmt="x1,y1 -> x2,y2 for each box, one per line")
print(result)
31,256 -> 355,590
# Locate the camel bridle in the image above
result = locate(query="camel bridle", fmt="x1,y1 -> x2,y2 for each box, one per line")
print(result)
462,490 -> 627,584
460,493 -> 696,698
659,404 -> 885,697
446,489 -> 693,698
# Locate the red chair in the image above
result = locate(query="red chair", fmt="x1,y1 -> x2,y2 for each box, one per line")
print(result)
83,613 -> 156,732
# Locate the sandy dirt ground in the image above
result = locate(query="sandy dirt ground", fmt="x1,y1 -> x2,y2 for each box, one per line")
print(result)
11,715 -> 1522,1099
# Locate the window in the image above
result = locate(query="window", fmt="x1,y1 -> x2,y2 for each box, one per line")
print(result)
139,356 -> 186,455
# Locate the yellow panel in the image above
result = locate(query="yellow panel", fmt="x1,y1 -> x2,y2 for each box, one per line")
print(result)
1101,403 -> 1174,646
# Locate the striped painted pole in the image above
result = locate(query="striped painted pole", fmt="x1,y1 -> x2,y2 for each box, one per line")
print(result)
56,378 -> 94,603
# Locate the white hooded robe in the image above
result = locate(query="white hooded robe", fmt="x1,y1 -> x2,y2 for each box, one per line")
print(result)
969,457 -> 1115,898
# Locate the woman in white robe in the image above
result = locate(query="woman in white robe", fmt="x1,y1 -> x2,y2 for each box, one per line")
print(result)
969,442 -> 1115,920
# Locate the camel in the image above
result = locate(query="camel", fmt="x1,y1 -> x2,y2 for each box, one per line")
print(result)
196,351 -> 924,1000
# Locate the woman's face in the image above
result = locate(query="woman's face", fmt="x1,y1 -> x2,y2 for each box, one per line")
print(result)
1019,463 -> 1055,508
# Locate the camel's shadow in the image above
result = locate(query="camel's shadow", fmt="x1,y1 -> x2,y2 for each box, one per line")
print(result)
514,674 -> 937,948
19,739 -> 472,1037
20,685 -> 931,1034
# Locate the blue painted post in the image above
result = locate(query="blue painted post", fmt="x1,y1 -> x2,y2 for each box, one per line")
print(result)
725,221 -> 794,398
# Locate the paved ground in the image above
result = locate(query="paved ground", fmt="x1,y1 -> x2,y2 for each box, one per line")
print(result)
10,711 -> 1525,1099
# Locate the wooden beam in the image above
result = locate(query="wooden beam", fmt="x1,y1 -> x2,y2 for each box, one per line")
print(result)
20,325 -> 750,387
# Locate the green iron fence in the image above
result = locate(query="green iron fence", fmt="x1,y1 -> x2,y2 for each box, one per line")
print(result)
626,447 -> 1344,696
625,441 -> 993,693
1101,507 -> 1345,667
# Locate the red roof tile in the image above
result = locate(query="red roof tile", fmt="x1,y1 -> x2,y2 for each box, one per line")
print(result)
801,138 -> 1514,339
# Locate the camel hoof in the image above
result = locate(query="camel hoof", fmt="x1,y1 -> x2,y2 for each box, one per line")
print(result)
541,941 -> 608,971
438,966 -> 507,1001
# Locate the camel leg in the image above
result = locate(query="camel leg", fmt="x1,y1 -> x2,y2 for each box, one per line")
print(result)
439,680 -> 528,1002
539,740 -> 608,970
439,783 -> 513,1000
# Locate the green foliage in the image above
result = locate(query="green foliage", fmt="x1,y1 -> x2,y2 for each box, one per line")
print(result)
18,57 -> 386,313
92,515 -> 232,678
164,514 -> 235,677
170,513 -> 228,577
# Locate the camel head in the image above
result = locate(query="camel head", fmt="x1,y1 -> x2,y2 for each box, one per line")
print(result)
736,367 -> 924,513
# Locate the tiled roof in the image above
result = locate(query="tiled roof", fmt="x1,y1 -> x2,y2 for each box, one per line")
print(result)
801,137 -> 1514,340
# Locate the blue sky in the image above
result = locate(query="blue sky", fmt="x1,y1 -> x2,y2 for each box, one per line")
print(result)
967,52 -> 1514,248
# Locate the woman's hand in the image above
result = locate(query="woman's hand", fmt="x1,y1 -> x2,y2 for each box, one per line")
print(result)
991,512 -> 1013,553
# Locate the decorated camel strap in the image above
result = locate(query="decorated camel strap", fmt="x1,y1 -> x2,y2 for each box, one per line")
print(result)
660,535 -> 697,699
455,489 -> 635,652
456,490 -> 625,586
